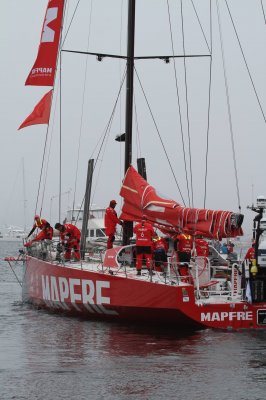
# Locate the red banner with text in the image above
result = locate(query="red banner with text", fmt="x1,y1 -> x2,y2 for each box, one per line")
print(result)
25,0 -> 65,86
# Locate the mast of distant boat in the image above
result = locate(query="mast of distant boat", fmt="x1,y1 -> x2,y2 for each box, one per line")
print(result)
22,157 -> 27,233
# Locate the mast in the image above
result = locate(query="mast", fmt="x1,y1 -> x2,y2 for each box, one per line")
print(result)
123,0 -> 136,245
80,159 -> 94,260
137,158 -> 147,180
22,158 -> 27,232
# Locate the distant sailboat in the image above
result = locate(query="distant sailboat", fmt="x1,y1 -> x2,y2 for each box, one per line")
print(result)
1,158 -> 28,242
0,226 -> 27,242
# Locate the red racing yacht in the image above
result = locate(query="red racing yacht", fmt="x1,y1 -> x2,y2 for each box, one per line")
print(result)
6,166 -> 266,330
6,0 -> 266,330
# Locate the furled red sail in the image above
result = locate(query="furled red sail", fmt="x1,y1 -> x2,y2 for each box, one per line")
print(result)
18,90 -> 52,130
120,165 -> 243,239
25,0 -> 65,86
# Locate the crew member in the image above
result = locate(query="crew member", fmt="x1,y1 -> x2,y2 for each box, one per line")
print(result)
152,234 -> 169,272
245,241 -> 255,261
195,237 -> 209,257
221,242 -> 228,254
24,223 -> 53,247
174,233 -> 193,283
192,236 -> 209,281
134,218 -> 155,275
104,200 -> 123,249
55,222 -> 81,261
175,233 -> 193,263
27,215 -> 49,238
227,241 -> 234,254
25,215 -> 53,247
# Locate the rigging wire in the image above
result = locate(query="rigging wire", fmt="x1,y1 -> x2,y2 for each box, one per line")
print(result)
90,69 -> 127,206
261,0 -> 266,24
180,0 -> 194,208
58,0 -> 75,222
119,0 -> 124,137
62,0 -> 70,35
34,124 -> 50,217
134,67 -> 186,205
73,68 -> 127,225
134,94 -> 142,158
74,88 -> 125,225
39,0 -> 69,219
40,88 -> 60,221
119,0 -> 125,193
71,0 -> 94,220
225,0 -> 266,125
69,0 -> 125,219
203,0 -> 213,209
166,0 -> 189,206
22,158 -> 27,232
61,0 -> 82,48
37,0 -> 69,220
59,54 -> 62,222
216,0 -> 241,211
89,68 -> 127,161
190,0 -> 211,53
90,114 -> 116,206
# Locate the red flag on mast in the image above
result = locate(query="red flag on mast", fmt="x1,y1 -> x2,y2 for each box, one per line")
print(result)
25,0 -> 65,86
18,90 -> 53,130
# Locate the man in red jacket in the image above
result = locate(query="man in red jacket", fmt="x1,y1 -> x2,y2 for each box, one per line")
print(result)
134,218 -> 155,275
174,233 -> 193,263
55,222 -> 81,261
25,215 -> 53,247
245,242 -> 255,261
27,215 -> 49,238
25,223 -> 53,247
104,200 -> 123,249
195,237 -> 209,257
152,235 -> 169,272
174,233 -> 193,284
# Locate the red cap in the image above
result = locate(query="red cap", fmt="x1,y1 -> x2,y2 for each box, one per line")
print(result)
34,215 -> 40,220
110,200 -> 117,205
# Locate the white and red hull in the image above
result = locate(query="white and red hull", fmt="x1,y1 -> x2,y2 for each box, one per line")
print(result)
22,255 -> 266,330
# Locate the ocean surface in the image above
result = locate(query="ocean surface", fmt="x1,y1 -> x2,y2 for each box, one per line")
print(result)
0,241 -> 265,400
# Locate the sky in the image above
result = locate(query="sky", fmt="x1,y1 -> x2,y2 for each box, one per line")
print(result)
1,0 -> 266,238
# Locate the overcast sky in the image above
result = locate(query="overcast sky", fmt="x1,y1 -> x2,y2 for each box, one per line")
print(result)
1,0 -> 266,238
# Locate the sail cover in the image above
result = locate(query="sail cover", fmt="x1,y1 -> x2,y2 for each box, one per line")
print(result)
25,0 -> 65,86
120,166 -> 243,239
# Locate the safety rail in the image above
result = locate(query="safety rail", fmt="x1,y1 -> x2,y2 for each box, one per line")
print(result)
195,268 -> 244,302
6,243 -> 244,297
25,240 -> 57,261
24,239 -> 81,265
196,287 -> 244,302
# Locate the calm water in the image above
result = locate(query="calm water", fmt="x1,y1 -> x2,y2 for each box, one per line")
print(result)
0,241 -> 265,400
